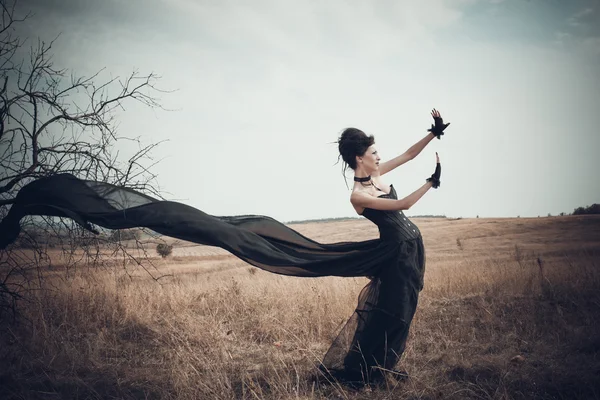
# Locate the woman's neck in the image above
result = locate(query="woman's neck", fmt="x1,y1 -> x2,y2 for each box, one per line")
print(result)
353,167 -> 371,180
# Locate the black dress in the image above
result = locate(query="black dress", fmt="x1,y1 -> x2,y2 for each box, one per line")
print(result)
0,174 -> 426,384
321,183 -> 425,383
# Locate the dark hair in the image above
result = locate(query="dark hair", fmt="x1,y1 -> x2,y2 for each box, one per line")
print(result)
333,127 -> 375,188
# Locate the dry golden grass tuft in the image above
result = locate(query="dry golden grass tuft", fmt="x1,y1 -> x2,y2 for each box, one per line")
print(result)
1,215 -> 599,399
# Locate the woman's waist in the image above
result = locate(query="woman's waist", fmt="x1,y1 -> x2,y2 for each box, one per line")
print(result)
377,218 -> 420,237
378,228 -> 421,242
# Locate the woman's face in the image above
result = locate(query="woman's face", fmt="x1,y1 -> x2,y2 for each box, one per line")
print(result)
358,144 -> 381,173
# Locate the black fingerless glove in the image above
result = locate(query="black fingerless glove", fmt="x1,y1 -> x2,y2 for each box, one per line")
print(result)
428,117 -> 450,139
426,162 -> 441,188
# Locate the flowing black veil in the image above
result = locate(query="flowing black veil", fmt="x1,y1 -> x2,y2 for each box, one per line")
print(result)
0,173 -> 402,374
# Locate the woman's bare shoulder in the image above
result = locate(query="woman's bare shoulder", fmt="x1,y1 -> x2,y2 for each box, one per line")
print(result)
350,187 -> 375,204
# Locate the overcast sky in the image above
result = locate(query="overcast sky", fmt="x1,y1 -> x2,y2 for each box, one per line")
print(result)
14,0 -> 600,221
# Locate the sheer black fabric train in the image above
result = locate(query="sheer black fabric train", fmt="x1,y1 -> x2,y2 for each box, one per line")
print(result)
0,173 -> 425,383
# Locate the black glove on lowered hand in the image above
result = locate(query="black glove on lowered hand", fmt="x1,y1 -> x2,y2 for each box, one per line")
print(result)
428,108 -> 450,139
426,152 -> 441,188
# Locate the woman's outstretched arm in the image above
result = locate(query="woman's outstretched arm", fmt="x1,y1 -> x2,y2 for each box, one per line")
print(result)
352,153 -> 441,212
378,109 -> 448,176
352,181 -> 433,211
377,133 -> 434,176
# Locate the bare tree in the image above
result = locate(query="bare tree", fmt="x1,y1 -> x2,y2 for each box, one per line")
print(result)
0,0 -> 169,315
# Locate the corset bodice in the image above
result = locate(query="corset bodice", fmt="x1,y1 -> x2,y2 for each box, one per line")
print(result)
360,184 -> 421,242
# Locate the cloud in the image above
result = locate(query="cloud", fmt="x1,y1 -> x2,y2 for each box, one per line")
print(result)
581,36 -> 600,56
553,31 -> 571,45
567,7 -> 594,27
556,5 -> 600,60
162,0 -> 474,49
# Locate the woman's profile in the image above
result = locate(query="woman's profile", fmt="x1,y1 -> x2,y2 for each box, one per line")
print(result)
0,109 -> 450,388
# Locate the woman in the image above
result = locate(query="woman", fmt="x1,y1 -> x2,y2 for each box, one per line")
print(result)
0,109 -> 449,388
321,109 -> 447,386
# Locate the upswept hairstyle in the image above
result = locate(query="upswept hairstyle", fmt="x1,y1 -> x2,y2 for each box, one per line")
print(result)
333,127 -> 375,189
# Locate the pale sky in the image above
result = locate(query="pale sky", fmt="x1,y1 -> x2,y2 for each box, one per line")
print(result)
14,0 -> 600,222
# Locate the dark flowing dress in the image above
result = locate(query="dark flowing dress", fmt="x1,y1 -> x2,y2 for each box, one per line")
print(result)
0,174 -> 425,383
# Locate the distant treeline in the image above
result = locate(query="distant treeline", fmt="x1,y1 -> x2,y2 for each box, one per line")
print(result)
285,216 -> 360,225
10,206 -> 597,249
572,203 -> 600,215
285,215 -> 447,224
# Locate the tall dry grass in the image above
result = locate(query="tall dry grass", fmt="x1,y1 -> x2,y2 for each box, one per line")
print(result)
1,216 -> 599,399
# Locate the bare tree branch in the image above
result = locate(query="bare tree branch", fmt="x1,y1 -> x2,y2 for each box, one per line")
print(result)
0,0 -> 171,316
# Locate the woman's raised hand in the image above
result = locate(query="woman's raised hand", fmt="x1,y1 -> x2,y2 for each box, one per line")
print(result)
428,108 -> 450,139
427,152 -> 441,188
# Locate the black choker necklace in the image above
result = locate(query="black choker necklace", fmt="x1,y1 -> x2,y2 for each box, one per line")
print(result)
353,176 -> 371,182
353,175 -> 382,192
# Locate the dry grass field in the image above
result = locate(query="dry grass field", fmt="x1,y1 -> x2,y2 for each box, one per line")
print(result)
1,215 -> 599,399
